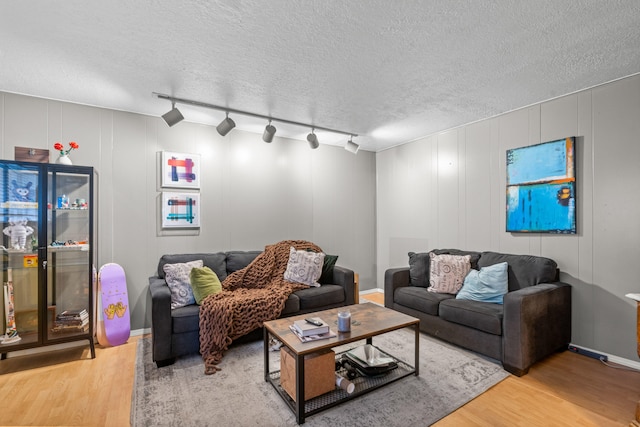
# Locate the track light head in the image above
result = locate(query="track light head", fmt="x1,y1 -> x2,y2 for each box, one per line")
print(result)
307,130 -> 319,149
216,113 -> 236,136
263,121 -> 276,143
345,136 -> 359,154
162,102 -> 184,127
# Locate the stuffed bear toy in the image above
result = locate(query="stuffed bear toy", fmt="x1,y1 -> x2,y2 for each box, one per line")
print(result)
3,219 -> 34,250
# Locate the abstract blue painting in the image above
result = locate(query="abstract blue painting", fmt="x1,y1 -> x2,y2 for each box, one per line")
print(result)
506,137 -> 576,233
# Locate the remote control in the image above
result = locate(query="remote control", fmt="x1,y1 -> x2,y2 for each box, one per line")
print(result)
305,318 -> 323,326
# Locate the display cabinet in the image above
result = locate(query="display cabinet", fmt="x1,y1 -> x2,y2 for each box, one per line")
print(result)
0,160 -> 95,358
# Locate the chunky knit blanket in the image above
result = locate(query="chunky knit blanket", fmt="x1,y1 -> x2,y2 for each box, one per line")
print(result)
199,240 -> 322,374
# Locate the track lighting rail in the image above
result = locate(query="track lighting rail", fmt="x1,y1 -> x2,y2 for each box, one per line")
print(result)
153,92 -> 358,138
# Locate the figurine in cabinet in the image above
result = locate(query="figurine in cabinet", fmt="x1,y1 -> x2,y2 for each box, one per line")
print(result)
3,218 -> 34,250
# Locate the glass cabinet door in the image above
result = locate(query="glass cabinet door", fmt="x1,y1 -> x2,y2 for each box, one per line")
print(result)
46,169 -> 92,341
0,162 -> 41,347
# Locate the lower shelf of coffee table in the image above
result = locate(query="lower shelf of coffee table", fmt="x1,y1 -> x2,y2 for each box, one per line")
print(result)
267,349 -> 415,418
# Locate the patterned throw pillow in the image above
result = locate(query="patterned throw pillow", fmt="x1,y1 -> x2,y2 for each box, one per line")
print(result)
284,247 -> 325,287
428,253 -> 471,294
163,260 -> 203,309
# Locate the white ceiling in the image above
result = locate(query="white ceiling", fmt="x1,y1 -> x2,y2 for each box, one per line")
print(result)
1,1 -> 639,152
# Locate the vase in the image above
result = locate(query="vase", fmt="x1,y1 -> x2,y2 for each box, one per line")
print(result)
56,154 -> 73,165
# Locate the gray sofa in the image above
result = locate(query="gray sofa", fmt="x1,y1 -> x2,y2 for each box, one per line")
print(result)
385,249 -> 571,376
149,251 -> 355,367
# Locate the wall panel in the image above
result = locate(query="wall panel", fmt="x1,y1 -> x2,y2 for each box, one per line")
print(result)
376,74 -> 640,361
0,92 -> 377,331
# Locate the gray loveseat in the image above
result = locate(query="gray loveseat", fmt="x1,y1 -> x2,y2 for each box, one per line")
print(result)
149,251 -> 355,367
384,249 -> 571,376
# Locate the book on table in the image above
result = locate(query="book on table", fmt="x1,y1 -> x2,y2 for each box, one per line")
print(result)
292,317 -> 330,337
289,325 -> 337,343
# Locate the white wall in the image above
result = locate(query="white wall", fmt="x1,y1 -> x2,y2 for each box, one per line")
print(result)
376,74 -> 640,361
0,92 -> 377,331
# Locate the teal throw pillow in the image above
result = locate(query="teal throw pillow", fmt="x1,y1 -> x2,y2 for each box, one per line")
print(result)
456,262 -> 508,304
190,266 -> 222,304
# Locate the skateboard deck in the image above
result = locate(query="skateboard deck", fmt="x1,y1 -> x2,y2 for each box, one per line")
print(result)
96,263 -> 130,346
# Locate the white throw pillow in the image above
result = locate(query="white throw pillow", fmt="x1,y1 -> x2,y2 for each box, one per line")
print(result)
163,260 -> 203,309
283,247 -> 325,287
428,253 -> 471,294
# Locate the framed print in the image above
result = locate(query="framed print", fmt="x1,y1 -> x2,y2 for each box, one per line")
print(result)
161,151 -> 200,189
161,192 -> 200,228
506,137 -> 576,234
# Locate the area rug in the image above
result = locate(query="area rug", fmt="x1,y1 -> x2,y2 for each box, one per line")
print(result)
131,328 -> 508,426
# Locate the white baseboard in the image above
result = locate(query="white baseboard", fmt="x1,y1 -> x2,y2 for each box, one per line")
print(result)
1,328 -> 150,359
359,288 -> 384,295
568,343 -> 640,371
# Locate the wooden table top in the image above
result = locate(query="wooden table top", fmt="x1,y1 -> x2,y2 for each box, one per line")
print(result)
263,302 -> 419,356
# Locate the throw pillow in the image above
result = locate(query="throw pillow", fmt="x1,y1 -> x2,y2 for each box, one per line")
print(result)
284,246 -> 325,287
190,266 -> 222,305
408,252 -> 431,287
457,262 -> 509,304
428,253 -> 471,294
319,254 -> 338,283
163,260 -> 203,309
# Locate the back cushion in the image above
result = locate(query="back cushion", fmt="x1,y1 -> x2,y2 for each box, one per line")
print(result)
408,249 -> 481,287
158,253 -> 227,281
225,251 -> 261,274
477,251 -> 558,291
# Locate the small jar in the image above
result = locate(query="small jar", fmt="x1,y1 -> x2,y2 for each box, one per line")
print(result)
338,310 -> 351,332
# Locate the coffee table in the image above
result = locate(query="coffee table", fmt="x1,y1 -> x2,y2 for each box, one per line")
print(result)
263,303 -> 420,424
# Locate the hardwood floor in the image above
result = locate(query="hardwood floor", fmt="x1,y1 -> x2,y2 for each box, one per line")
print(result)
0,338 -> 138,426
362,291 -> 640,426
0,292 -> 637,426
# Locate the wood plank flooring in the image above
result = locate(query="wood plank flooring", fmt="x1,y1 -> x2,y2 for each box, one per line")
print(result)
0,292 -> 637,426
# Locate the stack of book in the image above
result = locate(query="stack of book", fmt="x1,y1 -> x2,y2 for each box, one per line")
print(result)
52,308 -> 89,333
289,317 -> 336,342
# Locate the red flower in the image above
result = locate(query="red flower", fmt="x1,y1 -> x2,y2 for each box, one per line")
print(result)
54,141 -> 80,156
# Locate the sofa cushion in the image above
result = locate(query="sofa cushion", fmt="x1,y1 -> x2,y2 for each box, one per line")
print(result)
190,266 -> 222,304
428,253 -> 471,294
478,252 -> 558,291
319,254 -> 338,284
171,304 -> 200,334
281,293 -> 300,315
457,262 -> 508,304
295,285 -> 344,310
408,249 -> 481,287
394,286 -> 454,316
163,260 -> 203,309
408,252 -> 431,287
284,247 -> 325,287
439,299 -> 504,335
225,251 -> 261,274
158,253 -> 227,281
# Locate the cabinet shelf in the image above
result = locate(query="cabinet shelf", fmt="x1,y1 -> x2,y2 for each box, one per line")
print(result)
48,244 -> 90,252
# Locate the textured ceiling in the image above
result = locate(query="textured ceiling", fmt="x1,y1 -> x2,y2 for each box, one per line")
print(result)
1,1 -> 639,152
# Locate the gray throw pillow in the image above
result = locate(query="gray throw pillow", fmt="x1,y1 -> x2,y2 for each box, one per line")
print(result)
408,252 -> 431,287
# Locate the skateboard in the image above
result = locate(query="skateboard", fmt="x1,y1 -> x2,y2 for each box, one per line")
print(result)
96,263 -> 130,346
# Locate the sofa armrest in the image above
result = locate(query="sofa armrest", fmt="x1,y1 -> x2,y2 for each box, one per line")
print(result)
331,265 -> 355,306
384,267 -> 410,308
502,282 -> 571,376
149,276 -> 173,363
